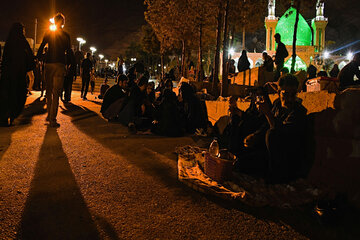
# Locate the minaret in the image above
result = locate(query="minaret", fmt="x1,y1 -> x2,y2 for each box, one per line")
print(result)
312,0 -> 328,52
265,0 -> 278,52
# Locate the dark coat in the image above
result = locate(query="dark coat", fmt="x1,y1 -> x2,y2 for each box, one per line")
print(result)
0,23 -> 35,123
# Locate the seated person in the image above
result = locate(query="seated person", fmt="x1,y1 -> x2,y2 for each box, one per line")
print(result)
338,52 -> 360,90
222,87 -> 271,158
178,82 -> 208,134
236,74 -> 307,183
156,79 -> 175,103
98,77 -> 110,99
101,74 -> 128,120
117,76 -> 148,133
317,70 -> 328,77
152,89 -> 185,137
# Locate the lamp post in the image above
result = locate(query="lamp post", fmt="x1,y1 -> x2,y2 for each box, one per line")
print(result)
90,46 -> 97,55
77,37 -> 86,51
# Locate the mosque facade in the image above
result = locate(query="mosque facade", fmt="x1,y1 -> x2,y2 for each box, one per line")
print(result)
264,0 -> 328,71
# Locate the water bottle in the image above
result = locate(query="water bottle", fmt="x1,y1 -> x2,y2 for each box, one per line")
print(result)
209,138 -> 219,157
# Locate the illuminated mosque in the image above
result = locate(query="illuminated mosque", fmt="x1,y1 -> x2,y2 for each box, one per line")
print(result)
264,0 -> 328,71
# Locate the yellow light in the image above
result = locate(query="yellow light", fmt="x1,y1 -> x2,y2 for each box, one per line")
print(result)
50,24 -> 57,31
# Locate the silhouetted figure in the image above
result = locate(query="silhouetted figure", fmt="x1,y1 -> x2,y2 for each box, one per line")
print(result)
329,64 -> 340,78
236,74 -> 307,183
228,59 -> 236,74
152,89 -> 184,137
262,52 -> 274,72
0,22 -> 35,126
63,49 -> 76,102
237,50 -> 250,72
80,52 -> 93,100
74,49 -> 83,76
274,33 -> 288,81
126,66 -> 137,89
317,70 -> 328,77
178,82 -> 208,134
98,77 -> 110,99
338,53 -> 360,90
101,74 -> 128,120
37,13 -> 71,127
307,64 -> 317,79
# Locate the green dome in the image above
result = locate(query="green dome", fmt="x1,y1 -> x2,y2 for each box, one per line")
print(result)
275,7 -> 312,46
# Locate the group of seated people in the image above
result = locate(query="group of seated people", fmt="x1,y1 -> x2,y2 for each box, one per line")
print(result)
215,73 -> 308,184
99,67 -> 209,137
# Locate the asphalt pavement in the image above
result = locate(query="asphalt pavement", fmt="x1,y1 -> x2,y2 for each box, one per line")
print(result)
0,91 -> 358,240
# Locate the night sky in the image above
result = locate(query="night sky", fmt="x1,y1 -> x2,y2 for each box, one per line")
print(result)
0,0 -> 359,59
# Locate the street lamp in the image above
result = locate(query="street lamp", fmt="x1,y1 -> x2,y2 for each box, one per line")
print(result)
105,59 -> 109,66
99,54 -> 104,61
90,46 -> 97,55
323,51 -> 330,59
77,37 -> 86,51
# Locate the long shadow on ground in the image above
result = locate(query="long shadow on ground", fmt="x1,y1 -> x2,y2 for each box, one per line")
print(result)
60,102 -> 359,240
16,128 -> 101,240
0,97 -> 46,162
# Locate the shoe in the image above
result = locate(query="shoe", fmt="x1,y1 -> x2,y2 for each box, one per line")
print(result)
49,121 -> 60,128
83,97 -> 87,100
128,123 -> 137,134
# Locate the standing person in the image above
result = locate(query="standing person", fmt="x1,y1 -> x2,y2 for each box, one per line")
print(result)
63,48 -> 76,102
274,33 -> 288,81
338,53 -> 360,90
117,56 -> 124,76
74,48 -> 83,76
329,64 -> 340,78
262,51 -> 274,72
90,69 -> 96,95
0,22 -> 35,126
36,13 -> 71,127
80,52 -> 93,100
237,50 -> 250,73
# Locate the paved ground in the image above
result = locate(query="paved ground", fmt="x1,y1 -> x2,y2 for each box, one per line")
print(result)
0,91 -> 359,239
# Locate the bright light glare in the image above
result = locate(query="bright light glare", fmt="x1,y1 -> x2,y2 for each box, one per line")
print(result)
77,37 -> 84,42
99,54 -> 104,60
323,51 -> 330,59
50,25 -> 57,31
105,59 -> 109,63
90,47 -> 97,53
229,48 -> 235,56
49,18 -> 55,24
347,52 -> 353,60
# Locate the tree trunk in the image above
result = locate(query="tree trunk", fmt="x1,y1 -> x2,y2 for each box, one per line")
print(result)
291,1 -> 301,73
196,24 -> 203,82
181,39 -> 187,77
213,1 -> 224,95
160,54 -> 164,79
229,25 -> 235,59
221,0 -> 230,97
242,26 -> 246,50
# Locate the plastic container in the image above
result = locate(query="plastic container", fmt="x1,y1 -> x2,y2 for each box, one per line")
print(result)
209,139 -> 219,157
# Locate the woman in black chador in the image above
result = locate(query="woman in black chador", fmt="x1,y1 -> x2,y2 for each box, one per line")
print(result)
0,23 -> 35,126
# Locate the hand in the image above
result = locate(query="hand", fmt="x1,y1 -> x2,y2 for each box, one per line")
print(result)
256,100 -> 271,115
244,133 -> 257,148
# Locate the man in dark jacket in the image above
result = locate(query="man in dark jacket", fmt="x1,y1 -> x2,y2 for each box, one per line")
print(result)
80,52 -> 93,100
338,53 -> 360,90
37,13 -> 71,127
274,33 -> 288,81
237,74 -> 307,183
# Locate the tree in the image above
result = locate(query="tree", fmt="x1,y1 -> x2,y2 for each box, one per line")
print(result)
145,0 -> 197,78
